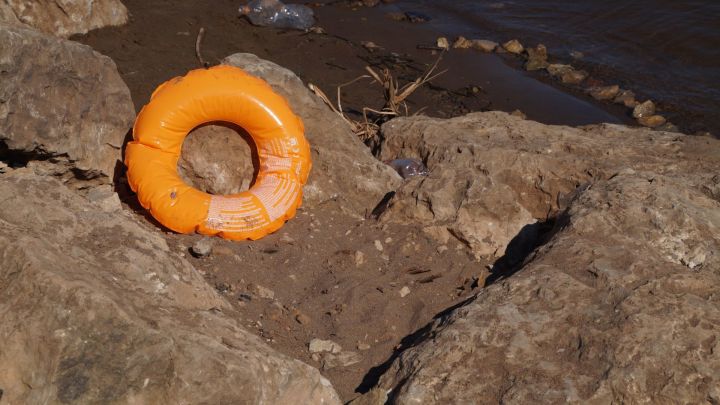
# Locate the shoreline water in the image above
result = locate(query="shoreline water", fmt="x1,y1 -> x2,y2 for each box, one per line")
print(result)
384,0 -> 720,136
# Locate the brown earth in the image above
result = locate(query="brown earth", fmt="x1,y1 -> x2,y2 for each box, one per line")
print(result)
9,0 -> 717,401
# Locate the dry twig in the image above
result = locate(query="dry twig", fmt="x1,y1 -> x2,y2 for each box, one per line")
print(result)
309,54 -> 446,141
195,27 -> 209,68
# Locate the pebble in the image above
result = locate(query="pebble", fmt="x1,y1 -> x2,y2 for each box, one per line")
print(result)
212,245 -> 234,256
323,351 -> 362,370
452,36 -> 473,49
638,115 -> 667,128
436,37 -> 450,50
546,63 -> 573,78
613,89 -> 638,108
191,237 -> 214,257
354,250 -> 366,267
656,122 -> 680,133
295,313 -> 311,325
249,284 -> 275,300
525,44 -> 548,71
588,85 -> 620,101
510,110 -> 527,119
399,286 -> 411,298
560,69 -> 588,85
472,39 -> 498,53
309,338 -> 342,354
633,100 -> 656,118
279,233 -> 295,244
357,343 -> 371,351
361,41 -> 382,52
374,240 -> 384,252
502,39 -> 524,54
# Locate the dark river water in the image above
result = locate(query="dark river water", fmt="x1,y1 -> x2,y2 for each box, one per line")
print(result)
391,0 -> 720,135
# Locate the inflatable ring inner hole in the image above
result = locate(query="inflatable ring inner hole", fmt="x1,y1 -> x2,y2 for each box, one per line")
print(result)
177,121 -> 260,195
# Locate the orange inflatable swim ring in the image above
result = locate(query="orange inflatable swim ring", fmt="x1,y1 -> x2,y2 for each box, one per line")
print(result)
125,65 -> 311,240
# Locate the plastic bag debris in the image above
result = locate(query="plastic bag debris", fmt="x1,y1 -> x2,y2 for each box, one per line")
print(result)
239,0 -> 315,31
385,158 -> 429,179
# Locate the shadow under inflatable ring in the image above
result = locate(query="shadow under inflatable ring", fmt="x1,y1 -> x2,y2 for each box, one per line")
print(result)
124,65 -> 311,240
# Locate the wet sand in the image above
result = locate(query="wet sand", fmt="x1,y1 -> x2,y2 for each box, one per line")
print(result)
76,0 -> 632,128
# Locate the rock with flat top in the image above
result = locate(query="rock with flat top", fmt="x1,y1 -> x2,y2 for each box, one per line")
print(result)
0,169 -> 341,404
0,24 -> 134,184
309,338 -> 342,354
0,0 -> 127,37
378,111 -> 720,260
376,172 -> 720,404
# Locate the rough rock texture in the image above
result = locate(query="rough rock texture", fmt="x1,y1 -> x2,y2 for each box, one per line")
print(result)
0,0 -> 127,37
0,168 -> 341,404
378,112 -> 720,259
178,123 -> 257,195
191,53 -> 401,214
378,172 -> 720,404
0,24 -> 134,183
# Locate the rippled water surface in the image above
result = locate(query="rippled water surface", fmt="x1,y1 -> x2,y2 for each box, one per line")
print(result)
392,0 -> 720,133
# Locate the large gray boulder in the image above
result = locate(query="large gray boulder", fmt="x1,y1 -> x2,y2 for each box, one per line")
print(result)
0,0 -> 127,37
177,53 -> 401,215
378,112 -> 720,259
0,168 -> 341,404
0,24 -> 134,183
376,172 -> 720,403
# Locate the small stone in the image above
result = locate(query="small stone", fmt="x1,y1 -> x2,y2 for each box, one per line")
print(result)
323,351 -> 362,369
546,64 -> 573,77
357,343 -> 371,350
191,237 -> 214,257
472,39 -> 498,53
452,36 -> 473,49
361,41 -> 382,52
502,39 -> 524,54
436,245 -> 449,253
309,338 -> 342,354
436,37 -> 450,50
613,90 -> 638,108
295,313 -> 311,325
279,233 -> 295,244
525,44 -> 548,71
308,26 -> 325,34
249,284 -> 275,299
638,115 -> 667,128
633,100 -> 656,118
399,286 -> 411,298
212,245 -> 234,256
656,122 -> 680,133
354,251 -> 366,267
374,240 -> 384,252
510,110 -> 527,119
386,12 -> 406,21
588,85 -> 620,101
561,69 -> 588,84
